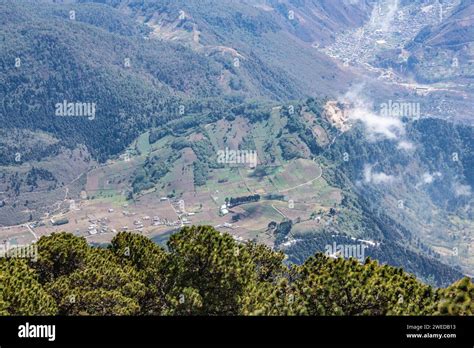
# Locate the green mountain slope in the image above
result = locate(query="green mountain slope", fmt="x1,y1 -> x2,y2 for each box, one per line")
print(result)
0,0 -> 304,163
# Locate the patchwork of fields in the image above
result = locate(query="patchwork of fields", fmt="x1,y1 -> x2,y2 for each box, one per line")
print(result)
0,113 -> 343,248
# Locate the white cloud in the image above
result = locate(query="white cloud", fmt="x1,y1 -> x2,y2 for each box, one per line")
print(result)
397,141 -> 415,151
341,84 -> 405,141
370,0 -> 400,32
350,107 -> 405,140
415,172 -> 442,188
364,164 -> 396,185
422,172 -> 441,184
454,182 -> 472,197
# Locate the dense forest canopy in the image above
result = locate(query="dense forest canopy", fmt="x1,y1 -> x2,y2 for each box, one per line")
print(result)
0,226 -> 472,316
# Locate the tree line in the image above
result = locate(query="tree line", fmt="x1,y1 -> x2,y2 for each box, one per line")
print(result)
0,226 -> 472,316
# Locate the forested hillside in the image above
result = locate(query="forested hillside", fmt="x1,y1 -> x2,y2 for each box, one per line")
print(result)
1,226 -> 472,316
0,0 -> 302,162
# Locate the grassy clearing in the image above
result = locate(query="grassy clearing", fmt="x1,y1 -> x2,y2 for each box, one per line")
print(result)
135,131 -> 151,155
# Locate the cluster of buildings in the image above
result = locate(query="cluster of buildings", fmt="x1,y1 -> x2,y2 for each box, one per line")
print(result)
41,197 -> 201,238
322,0 -> 458,71
87,217 -> 113,235
215,222 -> 233,229
220,203 -> 229,216
81,196 -> 202,236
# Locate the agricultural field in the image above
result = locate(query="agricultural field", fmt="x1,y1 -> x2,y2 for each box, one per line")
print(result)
0,104 -> 348,249
1,145 -> 342,250
0,146 -> 92,226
